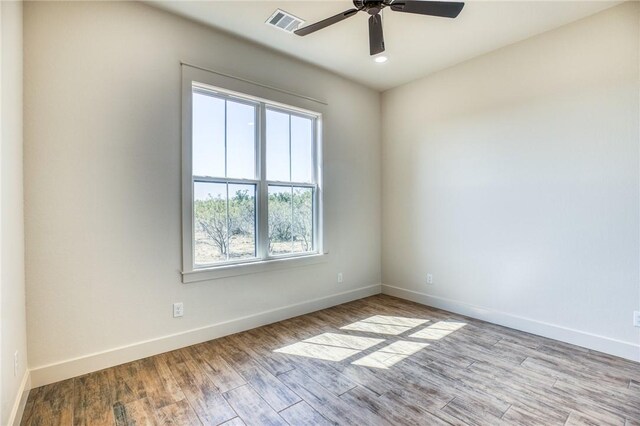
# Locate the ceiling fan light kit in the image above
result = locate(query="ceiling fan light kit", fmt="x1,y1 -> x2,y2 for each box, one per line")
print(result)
294,0 -> 464,56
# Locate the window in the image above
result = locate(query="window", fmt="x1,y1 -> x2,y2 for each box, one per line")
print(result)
192,91 -> 259,266
266,108 -> 316,256
182,66 -> 324,281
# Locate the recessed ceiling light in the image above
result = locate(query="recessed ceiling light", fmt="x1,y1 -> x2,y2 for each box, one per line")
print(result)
374,55 -> 388,63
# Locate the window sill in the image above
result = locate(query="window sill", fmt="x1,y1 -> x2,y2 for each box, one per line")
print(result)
181,253 -> 329,283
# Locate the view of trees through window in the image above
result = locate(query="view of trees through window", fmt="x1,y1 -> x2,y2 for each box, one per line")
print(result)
194,183 -> 256,264
192,87 -> 317,266
268,186 -> 313,255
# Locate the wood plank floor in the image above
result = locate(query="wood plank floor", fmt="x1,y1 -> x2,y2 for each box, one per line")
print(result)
21,295 -> 640,426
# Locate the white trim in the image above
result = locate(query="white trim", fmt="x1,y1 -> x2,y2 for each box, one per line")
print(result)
382,284 -> 640,363
182,64 -> 326,278
183,252 -> 329,283
30,284 -> 382,388
7,370 -> 30,426
181,62 -> 326,106
181,64 -> 194,273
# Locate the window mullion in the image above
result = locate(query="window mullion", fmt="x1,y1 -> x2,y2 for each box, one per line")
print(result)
194,176 -> 259,185
224,100 -> 228,178
312,117 -> 320,253
288,114 -> 292,183
225,183 -> 230,261
289,116 -> 294,253
258,103 -> 269,259
224,99 -> 230,261
266,181 -> 315,188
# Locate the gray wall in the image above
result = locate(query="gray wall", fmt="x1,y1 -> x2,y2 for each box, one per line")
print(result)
382,3 -> 640,360
24,1 -> 381,383
1,1 -> 28,423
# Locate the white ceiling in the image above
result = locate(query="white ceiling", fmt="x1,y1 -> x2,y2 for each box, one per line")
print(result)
152,0 -> 621,91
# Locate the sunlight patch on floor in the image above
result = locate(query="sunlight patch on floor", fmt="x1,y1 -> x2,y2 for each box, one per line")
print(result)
362,315 -> 430,328
274,342 -> 359,361
352,340 -> 429,369
304,333 -> 384,350
274,333 -> 384,361
273,316 -> 464,367
340,315 -> 430,335
410,321 -> 467,340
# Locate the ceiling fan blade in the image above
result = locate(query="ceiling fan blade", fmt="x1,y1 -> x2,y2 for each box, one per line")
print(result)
389,1 -> 465,18
294,9 -> 359,36
369,14 -> 385,56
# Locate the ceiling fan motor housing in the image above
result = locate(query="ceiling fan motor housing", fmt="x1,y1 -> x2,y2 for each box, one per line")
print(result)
354,0 -> 386,15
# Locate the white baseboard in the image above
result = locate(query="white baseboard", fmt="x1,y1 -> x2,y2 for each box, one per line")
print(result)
382,284 -> 640,363
30,284 -> 382,388
7,370 -> 31,426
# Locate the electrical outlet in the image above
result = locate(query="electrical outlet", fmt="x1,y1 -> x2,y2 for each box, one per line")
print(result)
173,302 -> 184,318
14,351 -> 18,377
337,273 -> 343,284
634,311 -> 640,327
426,273 -> 433,285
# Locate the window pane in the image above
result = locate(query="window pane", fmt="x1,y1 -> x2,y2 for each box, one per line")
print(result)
266,110 -> 290,182
227,101 -> 256,179
192,93 -> 225,178
228,184 -> 256,259
291,116 -> 313,183
268,185 -> 292,255
293,187 -> 314,253
194,182 -> 227,265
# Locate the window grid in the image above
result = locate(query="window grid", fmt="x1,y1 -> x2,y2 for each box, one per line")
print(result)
191,85 -> 319,269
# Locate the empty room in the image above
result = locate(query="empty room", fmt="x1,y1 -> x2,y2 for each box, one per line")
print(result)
1,0 -> 639,424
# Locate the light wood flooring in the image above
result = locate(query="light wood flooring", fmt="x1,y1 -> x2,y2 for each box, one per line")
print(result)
21,295 -> 640,425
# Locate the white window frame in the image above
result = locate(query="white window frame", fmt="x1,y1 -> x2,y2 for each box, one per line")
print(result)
181,64 -> 327,283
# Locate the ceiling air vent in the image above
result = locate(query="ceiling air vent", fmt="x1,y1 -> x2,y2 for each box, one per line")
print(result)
266,9 -> 304,33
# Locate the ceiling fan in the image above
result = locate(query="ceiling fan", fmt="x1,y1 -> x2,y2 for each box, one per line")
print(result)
294,1 -> 465,56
